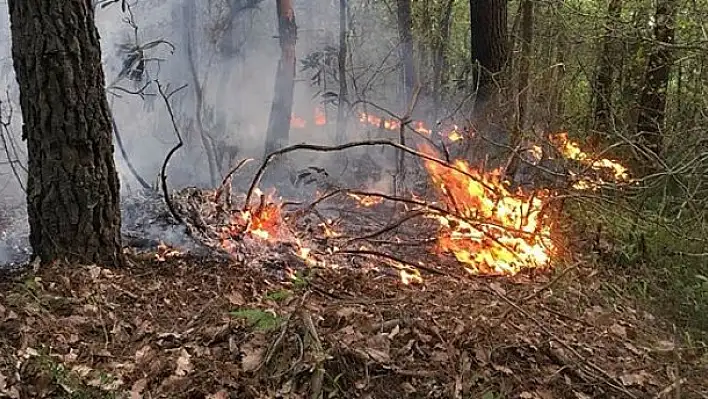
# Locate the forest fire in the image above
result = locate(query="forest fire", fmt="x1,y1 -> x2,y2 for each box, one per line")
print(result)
550,132 -> 630,187
420,144 -> 554,276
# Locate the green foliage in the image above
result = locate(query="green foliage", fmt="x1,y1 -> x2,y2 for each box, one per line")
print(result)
230,308 -> 283,331
265,289 -> 292,302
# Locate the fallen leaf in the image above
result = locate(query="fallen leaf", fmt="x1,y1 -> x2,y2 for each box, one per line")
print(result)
226,291 -> 245,306
131,378 -> 147,399
241,344 -> 265,372
609,323 -> 627,337
135,345 -> 152,364
208,390 -> 229,399
175,348 -> 193,376
520,392 -> 534,399
492,364 -> 514,375
619,370 -> 655,387
573,391 -> 591,399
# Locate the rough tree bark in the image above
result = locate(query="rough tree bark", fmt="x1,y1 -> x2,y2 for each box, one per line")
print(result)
265,0 -> 298,155
517,0 -> 534,130
591,0 -> 623,149
8,0 -> 123,265
470,0 -> 508,104
336,0 -> 349,144
396,0 -> 416,111
636,0 -> 676,158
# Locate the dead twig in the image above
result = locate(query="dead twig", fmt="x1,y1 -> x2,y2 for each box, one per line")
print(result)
157,81 -> 188,225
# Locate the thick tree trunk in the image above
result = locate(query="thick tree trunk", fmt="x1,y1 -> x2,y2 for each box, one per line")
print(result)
636,0 -> 676,159
336,0 -> 349,144
8,0 -> 123,266
265,0 -> 297,155
517,0 -> 534,130
591,0 -> 622,149
396,0 -> 416,111
470,0 -> 508,104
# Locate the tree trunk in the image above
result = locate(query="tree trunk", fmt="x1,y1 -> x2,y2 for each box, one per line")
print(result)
432,0 -> 455,123
636,0 -> 676,159
517,0 -> 534,130
8,0 -> 123,266
336,0 -> 349,144
470,0 -> 508,104
591,0 -> 622,149
396,0 -> 416,111
265,0 -> 298,155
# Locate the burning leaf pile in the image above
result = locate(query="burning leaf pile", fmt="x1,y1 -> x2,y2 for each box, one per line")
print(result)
421,144 -> 555,276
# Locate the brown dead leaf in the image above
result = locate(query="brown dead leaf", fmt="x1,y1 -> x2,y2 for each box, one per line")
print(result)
130,378 -> 147,399
619,370 -> 655,387
135,345 -> 153,364
609,323 -> 627,337
573,391 -> 591,399
175,348 -> 193,376
364,335 -> 391,363
208,390 -> 230,399
241,339 -> 265,372
520,392 -> 534,399
492,364 -> 514,375
226,291 -> 245,306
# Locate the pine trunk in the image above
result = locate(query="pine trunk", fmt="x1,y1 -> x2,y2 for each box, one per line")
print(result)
470,0 -> 508,103
265,0 -> 298,155
8,0 -> 123,266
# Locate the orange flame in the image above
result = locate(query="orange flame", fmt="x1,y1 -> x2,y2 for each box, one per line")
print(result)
420,144 -> 554,276
291,114 -> 306,129
314,105 -> 327,126
550,132 -> 630,184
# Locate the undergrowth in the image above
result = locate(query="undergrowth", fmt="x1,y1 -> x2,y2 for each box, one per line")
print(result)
568,195 -> 708,337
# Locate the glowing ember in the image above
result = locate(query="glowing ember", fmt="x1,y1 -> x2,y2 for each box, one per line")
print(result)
314,105 -> 327,126
348,193 -> 385,207
420,144 -> 554,276
156,243 -> 182,262
291,114 -> 306,129
550,132 -> 630,183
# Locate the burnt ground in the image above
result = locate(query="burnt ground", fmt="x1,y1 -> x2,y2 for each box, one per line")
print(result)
0,247 -> 706,398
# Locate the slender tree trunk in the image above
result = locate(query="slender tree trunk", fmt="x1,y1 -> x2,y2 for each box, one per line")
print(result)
184,2 -> 219,186
636,0 -> 677,159
265,0 -> 298,155
470,0 -> 508,104
336,0 -> 349,144
433,0 -> 455,123
396,0 -> 416,111
591,0 -> 622,149
517,0 -> 534,130
8,0 -> 123,265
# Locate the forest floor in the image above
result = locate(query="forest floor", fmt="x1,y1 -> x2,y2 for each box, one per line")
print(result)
1,247 -> 707,399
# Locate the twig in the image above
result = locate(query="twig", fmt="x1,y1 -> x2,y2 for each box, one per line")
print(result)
653,377 -> 687,399
344,211 -> 427,243
302,311 -> 325,399
157,82 -> 188,224
336,248 -> 446,276
244,139 -> 500,209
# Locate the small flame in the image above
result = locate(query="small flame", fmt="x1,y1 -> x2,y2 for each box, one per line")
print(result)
348,193 -> 385,207
291,114 -> 306,129
550,132 -> 630,183
314,105 -> 327,126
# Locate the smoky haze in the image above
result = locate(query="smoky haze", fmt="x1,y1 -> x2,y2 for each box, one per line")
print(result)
1,0 -> 410,264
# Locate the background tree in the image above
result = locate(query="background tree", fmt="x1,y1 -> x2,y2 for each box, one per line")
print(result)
396,0 -> 416,110
469,0 -> 508,104
8,0 -> 123,265
264,0 -> 298,155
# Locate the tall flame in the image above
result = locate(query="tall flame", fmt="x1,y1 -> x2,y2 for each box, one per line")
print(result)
421,144 -> 554,276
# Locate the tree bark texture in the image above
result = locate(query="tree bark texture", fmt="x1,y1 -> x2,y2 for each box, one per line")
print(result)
8,0 -> 123,265
396,0 -> 416,111
336,0 -> 349,144
265,0 -> 298,155
636,0 -> 676,157
591,0 -> 622,148
470,0 -> 509,103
